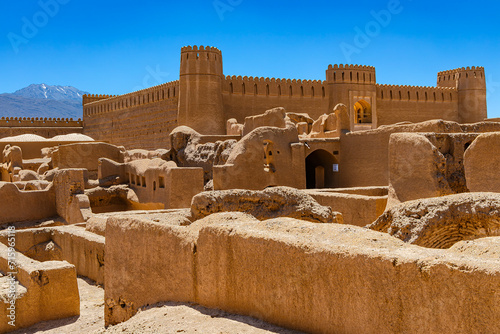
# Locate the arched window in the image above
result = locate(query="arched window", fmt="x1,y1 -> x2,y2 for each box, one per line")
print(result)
289,85 -> 292,96
322,87 -> 325,97
266,84 -> 269,96
311,86 -> 315,97
229,82 -> 233,94
278,85 -> 281,96
353,100 -> 372,124
242,83 -> 246,95
301,86 -> 304,96
254,83 -> 258,95
390,90 -> 393,99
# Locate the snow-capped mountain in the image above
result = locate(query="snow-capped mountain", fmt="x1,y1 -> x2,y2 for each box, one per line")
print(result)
0,84 -> 90,119
12,84 -> 88,102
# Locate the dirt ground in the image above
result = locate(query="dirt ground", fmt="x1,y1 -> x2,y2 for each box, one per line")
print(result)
13,277 -> 303,334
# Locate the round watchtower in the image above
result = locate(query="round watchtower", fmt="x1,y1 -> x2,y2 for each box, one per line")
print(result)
178,46 -> 225,134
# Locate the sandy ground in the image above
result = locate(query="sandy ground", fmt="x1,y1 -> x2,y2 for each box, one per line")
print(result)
13,278 -> 304,334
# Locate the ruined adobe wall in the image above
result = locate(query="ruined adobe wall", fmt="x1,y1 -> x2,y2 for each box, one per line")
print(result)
376,84 -> 459,125
105,215 -> 500,333
0,117 -> 83,139
339,120 -> 464,188
83,81 -> 179,150
222,76 -> 329,123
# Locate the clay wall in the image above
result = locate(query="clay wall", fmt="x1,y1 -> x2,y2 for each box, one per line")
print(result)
222,76 -> 329,123
0,182 -> 56,224
105,216 -> 500,333
305,189 -> 387,226
83,81 -> 179,150
0,242 -> 80,333
376,84 -> 459,125
0,226 -> 105,285
0,117 -> 83,139
0,140 -> 93,160
338,120 -> 464,188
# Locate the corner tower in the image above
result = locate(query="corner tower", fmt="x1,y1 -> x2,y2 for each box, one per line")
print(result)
437,66 -> 487,123
178,45 -> 225,134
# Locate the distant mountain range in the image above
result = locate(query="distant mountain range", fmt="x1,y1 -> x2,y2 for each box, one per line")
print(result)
0,84 -> 89,120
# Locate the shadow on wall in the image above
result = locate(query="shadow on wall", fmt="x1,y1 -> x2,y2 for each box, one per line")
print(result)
306,149 -> 338,189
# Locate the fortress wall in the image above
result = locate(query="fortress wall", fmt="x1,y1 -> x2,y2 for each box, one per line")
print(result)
83,81 -> 179,150
222,76 -> 329,122
0,117 -> 83,139
376,85 -> 459,125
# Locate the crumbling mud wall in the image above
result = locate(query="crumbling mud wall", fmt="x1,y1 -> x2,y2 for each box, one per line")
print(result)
0,225 -> 105,285
0,182 -> 56,225
305,189 -> 387,226
104,215 -> 500,333
0,242 -> 80,333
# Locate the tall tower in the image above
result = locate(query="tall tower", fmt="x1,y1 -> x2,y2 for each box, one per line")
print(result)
178,45 -> 225,134
326,64 -> 377,129
437,66 -> 487,123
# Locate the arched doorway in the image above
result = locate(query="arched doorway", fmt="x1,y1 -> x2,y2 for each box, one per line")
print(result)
306,149 -> 338,189
354,100 -> 372,124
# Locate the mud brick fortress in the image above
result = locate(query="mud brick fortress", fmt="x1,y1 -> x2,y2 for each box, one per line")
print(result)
1,45 -> 500,334
81,46 -> 487,150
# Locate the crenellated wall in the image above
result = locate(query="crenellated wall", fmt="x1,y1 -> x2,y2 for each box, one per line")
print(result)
375,84 -> 459,125
79,46 -> 487,148
0,117 -> 83,139
222,75 -> 328,122
83,81 -> 179,150
0,117 -> 82,127
82,94 -> 118,106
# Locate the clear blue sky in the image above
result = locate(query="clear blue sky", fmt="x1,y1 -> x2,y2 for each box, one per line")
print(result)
1,0 -> 499,117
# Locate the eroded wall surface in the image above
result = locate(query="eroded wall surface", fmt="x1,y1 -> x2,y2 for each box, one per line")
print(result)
104,215 -> 500,333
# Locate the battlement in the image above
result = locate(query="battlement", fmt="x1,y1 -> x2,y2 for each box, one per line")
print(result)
180,45 -> 222,55
82,94 -> 118,106
376,83 -> 457,102
0,117 -> 83,127
437,66 -> 484,77
83,80 -> 179,116
328,64 -> 376,71
180,45 -> 223,77
437,66 -> 485,89
326,64 -> 376,84
223,75 -> 326,98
